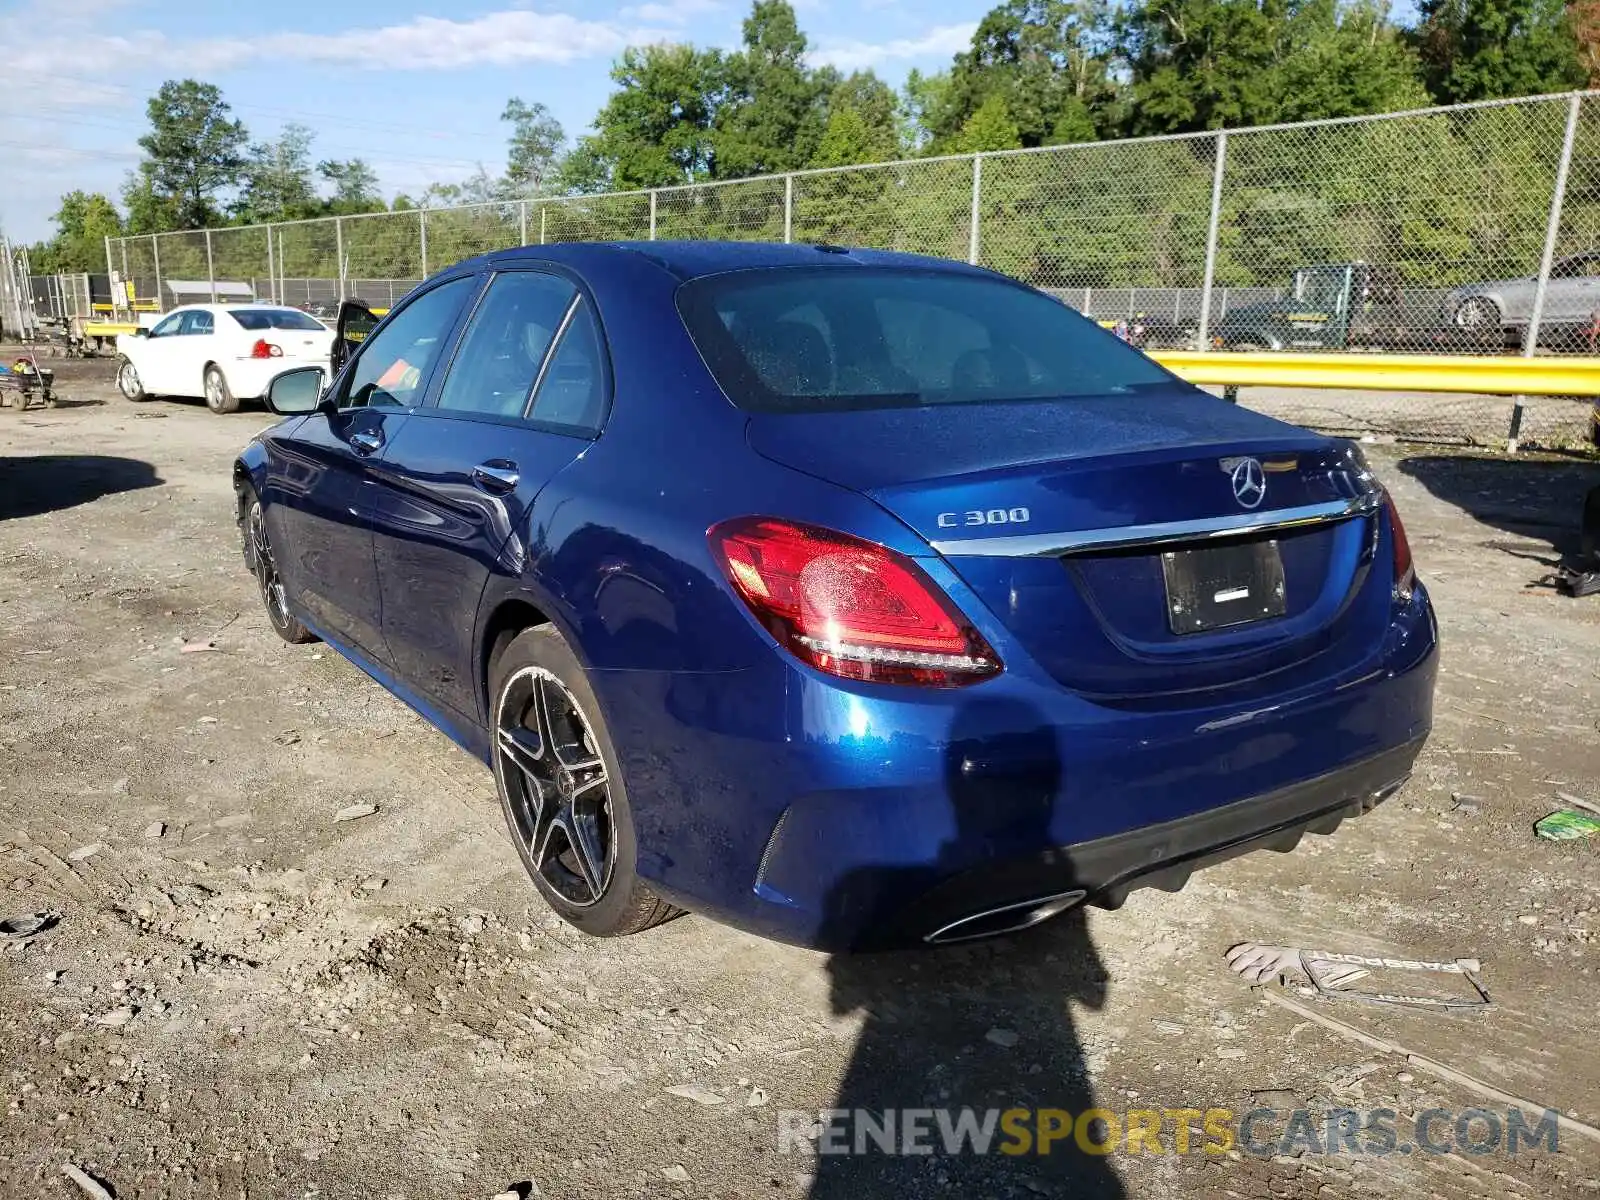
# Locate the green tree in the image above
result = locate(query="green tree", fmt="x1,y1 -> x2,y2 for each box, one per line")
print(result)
952,92 -> 1024,152
318,159 -> 383,214
811,74 -> 901,167
1120,0 -> 1287,134
31,191 -> 124,273
934,1 -> 1119,149
502,99 -> 566,196
233,123 -> 319,223
1274,0 -> 1430,123
135,79 -> 249,228
573,43 -> 726,189
901,69 -> 955,152
715,1 -> 829,176
1411,0 -> 1584,103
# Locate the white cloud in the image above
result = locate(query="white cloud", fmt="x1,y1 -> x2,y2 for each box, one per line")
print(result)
0,8 -> 641,77
810,21 -> 975,72
621,0 -> 723,24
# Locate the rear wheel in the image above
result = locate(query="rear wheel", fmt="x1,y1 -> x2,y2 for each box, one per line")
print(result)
243,490 -> 315,644
116,358 -> 147,401
204,365 -> 239,414
490,626 -> 680,937
1453,296 -> 1500,331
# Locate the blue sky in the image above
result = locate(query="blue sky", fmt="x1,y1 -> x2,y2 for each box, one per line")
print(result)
0,0 -> 984,244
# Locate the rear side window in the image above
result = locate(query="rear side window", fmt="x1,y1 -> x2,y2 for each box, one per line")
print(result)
437,272 -> 576,418
229,308 -> 326,331
528,298 -> 606,433
677,268 -> 1173,413
179,310 -> 214,335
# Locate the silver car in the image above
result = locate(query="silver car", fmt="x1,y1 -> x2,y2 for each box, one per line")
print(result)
1447,251 -> 1600,332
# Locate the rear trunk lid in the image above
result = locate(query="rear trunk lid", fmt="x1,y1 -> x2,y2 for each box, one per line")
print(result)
747,391 -> 1390,701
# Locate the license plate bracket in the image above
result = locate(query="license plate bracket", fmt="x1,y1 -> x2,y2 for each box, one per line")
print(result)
1161,539 -> 1286,635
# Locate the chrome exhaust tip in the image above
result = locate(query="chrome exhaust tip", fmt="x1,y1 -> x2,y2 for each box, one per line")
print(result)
924,889 -> 1087,946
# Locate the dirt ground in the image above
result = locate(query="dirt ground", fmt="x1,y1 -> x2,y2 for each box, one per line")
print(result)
1,355 -> 1598,1200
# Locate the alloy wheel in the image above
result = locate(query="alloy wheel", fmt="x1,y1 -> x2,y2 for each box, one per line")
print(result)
494,667 -> 615,907
248,503 -> 290,626
118,362 -> 140,396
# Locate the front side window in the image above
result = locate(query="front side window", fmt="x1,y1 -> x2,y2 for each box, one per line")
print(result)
181,310 -> 214,335
149,313 -> 183,338
678,268 -> 1174,414
342,276 -> 475,410
436,272 -> 576,418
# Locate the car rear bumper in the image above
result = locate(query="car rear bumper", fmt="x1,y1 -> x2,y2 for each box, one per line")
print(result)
870,738 -> 1420,949
225,356 -> 328,399
597,586 -> 1437,951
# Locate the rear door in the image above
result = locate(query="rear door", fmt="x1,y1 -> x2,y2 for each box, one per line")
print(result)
369,267 -> 607,721
265,274 -> 480,656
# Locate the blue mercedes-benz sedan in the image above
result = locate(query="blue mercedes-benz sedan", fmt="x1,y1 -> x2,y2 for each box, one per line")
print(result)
233,241 -> 1436,951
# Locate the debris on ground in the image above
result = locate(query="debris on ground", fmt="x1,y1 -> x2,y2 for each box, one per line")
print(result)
94,1007 -> 136,1028
61,1163 -> 115,1200
333,803 -> 379,823
179,640 -> 216,654
0,911 -> 58,938
665,1082 -> 725,1106
143,822 -> 165,839
1225,942 -> 1491,1009
67,843 -> 103,862
1535,810 -> 1600,841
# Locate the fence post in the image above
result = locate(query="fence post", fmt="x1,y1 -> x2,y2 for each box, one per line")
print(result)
1197,130 -> 1228,352
519,200 -> 529,247
784,174 -> 794,243
204,229 -> 217,303
649,190 -> 658,240
103,235 -> 116,315
967,154 -> 983,266
335,216 -> 346,302
1513,92 -> 1583,453
419,209 -> 429,276
151,235 -> 163,312
540,205 -> 547,246
265,225 -> 275,304
119,241 -> 130,314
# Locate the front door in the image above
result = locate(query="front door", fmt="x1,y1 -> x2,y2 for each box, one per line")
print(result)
266,274 -> 480,657
369,268 -> 607,722
134,311 -> 187,394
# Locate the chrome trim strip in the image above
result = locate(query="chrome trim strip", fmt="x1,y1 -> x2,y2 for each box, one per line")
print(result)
923,889 -> 1087,945
929,493 -> 1382,558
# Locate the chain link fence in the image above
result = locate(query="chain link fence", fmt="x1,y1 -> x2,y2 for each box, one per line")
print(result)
104,91 -> 1600,448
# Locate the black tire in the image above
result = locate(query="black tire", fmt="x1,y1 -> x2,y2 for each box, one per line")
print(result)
241,489 -> 316,645
116,357 -> 148,402
490,626 -> 681,937
204,365 -> 240,414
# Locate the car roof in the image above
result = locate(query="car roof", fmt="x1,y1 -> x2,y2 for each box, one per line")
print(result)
464,239 -> 995,283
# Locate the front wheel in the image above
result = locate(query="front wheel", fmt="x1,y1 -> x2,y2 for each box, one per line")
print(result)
490,626 -> 681,938
204,365 -> 240,414
116,358 -> 147,402
243,491 -> 316,644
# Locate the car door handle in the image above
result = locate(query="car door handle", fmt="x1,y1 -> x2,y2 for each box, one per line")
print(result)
471,461 -> 520,493
349,430 -> 383,456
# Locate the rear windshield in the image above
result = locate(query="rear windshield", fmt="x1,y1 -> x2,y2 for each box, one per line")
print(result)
677,267 -> 1173,413
228,308 -> 326,332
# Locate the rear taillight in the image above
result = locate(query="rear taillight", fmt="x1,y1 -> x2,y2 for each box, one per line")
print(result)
709,517 -> 1001,687
250,339 -> 283,359
1384,492 -> 1415,599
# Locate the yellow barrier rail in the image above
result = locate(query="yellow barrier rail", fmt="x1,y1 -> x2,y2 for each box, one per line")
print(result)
1148,350 -> 1600,398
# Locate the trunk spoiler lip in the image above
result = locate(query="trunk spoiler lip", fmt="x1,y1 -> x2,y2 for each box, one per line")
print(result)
929,491 -> 1384,558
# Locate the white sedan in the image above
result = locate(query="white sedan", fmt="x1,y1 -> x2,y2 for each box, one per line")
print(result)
115,304 -> 335,414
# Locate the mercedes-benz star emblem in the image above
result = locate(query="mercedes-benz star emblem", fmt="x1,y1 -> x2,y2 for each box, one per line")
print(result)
1230,457 -> 1267,509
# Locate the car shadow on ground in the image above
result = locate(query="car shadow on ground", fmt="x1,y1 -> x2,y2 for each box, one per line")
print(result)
1398,453 -> 1600,569
812,698 -> 1126,1199
0,455 -> 162,521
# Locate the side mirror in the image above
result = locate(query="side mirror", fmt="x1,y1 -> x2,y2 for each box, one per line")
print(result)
264,366 -> 328,415
132,327 -> 150,338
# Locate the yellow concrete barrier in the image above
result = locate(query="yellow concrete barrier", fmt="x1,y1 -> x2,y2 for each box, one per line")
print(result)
1148,350 -> 1600,397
